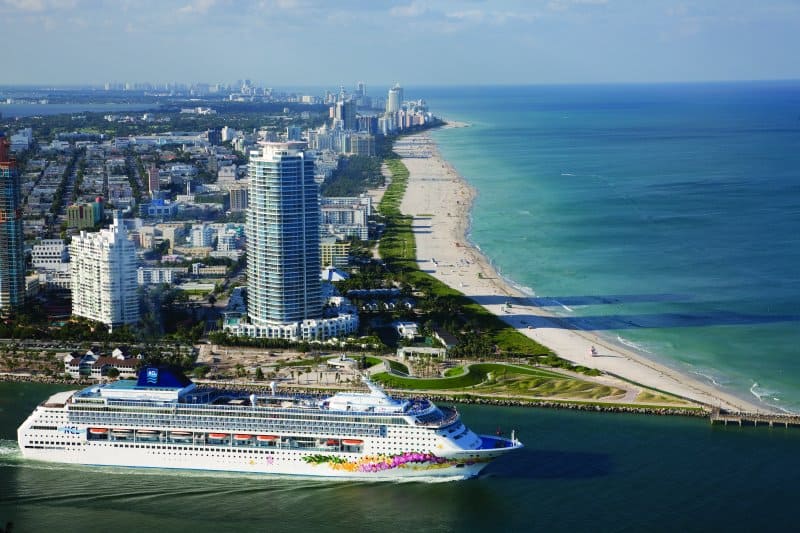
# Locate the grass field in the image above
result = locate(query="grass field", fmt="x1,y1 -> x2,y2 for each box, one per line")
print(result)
371,362 -> 626,401
387,359 -> 410,375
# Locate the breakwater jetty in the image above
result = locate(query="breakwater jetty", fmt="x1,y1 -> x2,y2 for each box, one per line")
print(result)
710,408 -> 800,428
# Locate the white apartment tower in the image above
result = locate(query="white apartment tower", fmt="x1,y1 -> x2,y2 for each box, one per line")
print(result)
70,211 -> 139,331
232,142 -> 357,340
247,142 -> 322,326
386,83 -> 403,114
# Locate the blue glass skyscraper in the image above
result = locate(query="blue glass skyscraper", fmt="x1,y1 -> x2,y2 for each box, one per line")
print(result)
0,132 -> 25,310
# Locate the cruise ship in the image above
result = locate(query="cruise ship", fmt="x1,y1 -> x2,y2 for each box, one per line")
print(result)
17,366 -> 522,480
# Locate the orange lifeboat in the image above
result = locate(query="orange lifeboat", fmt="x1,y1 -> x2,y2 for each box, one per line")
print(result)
208,433 -> 228,439
89,428 -> 108,435
342,439 -> 363,446
256,435 -> 278,442
326,439 -> 339,446
234,434 -> 252,441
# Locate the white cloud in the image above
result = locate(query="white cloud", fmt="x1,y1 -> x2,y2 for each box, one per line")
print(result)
547,0 -> 607,11
1,0 -> 75,12
178,0 -> 215,15
446,9 -> 484,22
390,2 -> 426,17
2,0 -> 46,11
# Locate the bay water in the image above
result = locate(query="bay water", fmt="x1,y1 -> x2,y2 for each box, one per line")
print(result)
418,82 -> 800,413
2,381 -> 799,532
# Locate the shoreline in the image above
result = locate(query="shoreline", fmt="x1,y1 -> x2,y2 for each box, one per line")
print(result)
395,128 -> 768,414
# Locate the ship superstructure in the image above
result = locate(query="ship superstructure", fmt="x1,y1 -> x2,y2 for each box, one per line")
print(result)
17,367 -> 522,480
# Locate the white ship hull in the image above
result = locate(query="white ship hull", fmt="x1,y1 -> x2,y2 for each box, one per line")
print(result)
18,442 -> 490,480
17,371 -> 522,481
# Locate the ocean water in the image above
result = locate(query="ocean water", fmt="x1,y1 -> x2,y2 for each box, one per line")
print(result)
0,102 -> 157,118
2,381 -> 800,532
416,82 -> 800,413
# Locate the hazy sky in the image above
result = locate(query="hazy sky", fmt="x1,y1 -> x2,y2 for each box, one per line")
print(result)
1,0 -> 799,86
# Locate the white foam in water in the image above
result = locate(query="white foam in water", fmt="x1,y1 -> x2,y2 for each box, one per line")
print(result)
690,370 -> 725,388
750,382 -> 793,414
560,173 -> 575,176
0,439 -> 21,458
551,299 -> 574,312
616,335 -> 654,354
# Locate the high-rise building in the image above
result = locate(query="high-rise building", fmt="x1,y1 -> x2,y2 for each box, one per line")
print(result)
386,83 -> 403,114
70,211 -> 139,331
0,133 -> 25,310
334,99 -> 356,131
246,142 -> 322,326
229,185 -> 248,212
228,142 -> 358,340
147,165 -> 160,197
191,223 -> 215,248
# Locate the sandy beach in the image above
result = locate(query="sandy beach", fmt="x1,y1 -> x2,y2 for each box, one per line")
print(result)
396,127 -> 766,413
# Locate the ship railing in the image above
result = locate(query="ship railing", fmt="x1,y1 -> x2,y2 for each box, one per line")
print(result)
81,400 -> 412,426
414,406 -> 459,428
67,414 -> 385,438
404,399 -> 433,414
70,409 -> 402,429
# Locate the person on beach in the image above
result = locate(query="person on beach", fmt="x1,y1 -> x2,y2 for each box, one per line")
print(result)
591,346 -> 598,357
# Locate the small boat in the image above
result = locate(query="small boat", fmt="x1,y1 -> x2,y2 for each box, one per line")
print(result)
208,433 -> 228,440
138,429 -> 157,434
342,439 -> 363,446
256,435 -> 278,442
112,428 -> 132,433
171,431 -> 191,436
89,428 -> 108,435
326,439 -> 339,446
233,434 -> 252,441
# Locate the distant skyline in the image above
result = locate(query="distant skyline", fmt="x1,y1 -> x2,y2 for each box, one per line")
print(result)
1,0 -> 800,86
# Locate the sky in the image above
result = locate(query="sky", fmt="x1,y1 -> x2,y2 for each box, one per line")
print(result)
1,0 -> 800,86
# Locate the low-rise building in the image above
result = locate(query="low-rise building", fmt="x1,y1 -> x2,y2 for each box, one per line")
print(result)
137,266 -> 188,285
31,239 -> 70,272
67,200 -> 103,229
395,321 -> 420,339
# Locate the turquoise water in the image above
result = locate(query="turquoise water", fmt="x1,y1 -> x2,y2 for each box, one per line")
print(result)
417,83 -> 800,413
2,381 -> 800,532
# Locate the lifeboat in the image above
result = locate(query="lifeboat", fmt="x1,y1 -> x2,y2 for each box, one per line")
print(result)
256,435 -> 278,442
208,433 -> 228,440
138,429 -> 157,434
342,439 -> 363,446
326,439 -> 339,446
89,428 -> 108,435
234,434 -> 252,441
171,431 -> 191,436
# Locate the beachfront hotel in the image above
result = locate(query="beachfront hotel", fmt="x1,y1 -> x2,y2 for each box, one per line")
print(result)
70,211 -> 140,331
226,142 -> 357,341
0,133 -> 25,310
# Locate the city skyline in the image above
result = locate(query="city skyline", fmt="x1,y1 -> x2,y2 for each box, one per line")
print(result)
1,1 -> 799,86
